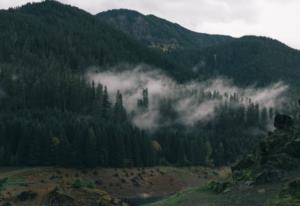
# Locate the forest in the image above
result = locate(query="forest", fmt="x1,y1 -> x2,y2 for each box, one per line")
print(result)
0,59 -> 288,167
0,1 -> 298,168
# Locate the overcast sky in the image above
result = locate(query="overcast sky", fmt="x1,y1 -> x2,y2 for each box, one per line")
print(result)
1,0 -> 300,49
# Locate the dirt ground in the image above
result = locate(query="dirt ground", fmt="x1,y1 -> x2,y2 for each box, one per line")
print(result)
0,166 -> 230,205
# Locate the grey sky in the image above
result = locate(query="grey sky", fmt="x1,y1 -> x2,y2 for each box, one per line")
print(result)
1,0 -> 300,49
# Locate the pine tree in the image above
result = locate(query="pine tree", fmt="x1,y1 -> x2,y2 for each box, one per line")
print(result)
113,91 -> 127,122
102,86 -> 111,119
85,128 -> 98,168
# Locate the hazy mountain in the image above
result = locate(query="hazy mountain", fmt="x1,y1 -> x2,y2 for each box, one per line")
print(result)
97,9 -> 233,51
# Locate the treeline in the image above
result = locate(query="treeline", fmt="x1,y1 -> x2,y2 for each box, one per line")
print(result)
0,0 -> 175,75
0,63 -> 156,167
0,60 -> 282,167
166,36 -> 300,86
0,1 -> 295,168
150,90 -> 275,166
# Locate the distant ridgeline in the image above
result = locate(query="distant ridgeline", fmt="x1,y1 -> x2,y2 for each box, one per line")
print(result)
0,1 -> 299,167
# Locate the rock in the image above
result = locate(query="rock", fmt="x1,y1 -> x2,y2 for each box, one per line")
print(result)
42,188 -> 77,206
268,178 -> 300,205
280,178 -> 300,198
232,155 -> 255,171
274,114 -> 293,130
288,178 -> 300,197
266,153 -> 299,170
258,188 -> 266,194
231,155 -> 255,181
17,190 -> 37,201
223,188 -> 232,193
255,168 -> 284,184
232,112 -> 300,186
208,181 -> 232,194
285,138 -> 300,158
232,170 -> 243,180
245,181 -> 255,186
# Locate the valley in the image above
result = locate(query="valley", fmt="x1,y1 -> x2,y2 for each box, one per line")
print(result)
0,1 -> 299,205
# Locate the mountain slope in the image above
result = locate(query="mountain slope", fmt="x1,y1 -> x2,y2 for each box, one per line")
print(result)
97,9 -> 233,51
0,1 -> 175,72
97,9 -> 300,87
168,36 -> 300,86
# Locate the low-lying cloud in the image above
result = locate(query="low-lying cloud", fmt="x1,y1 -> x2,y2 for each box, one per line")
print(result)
87,64 -> 289,130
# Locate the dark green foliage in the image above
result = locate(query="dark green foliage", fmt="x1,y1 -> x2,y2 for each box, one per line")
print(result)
17,191 -> 38,201
0,1 -> 160,168
167,36 -> 300,86
71,179 -> 83,189
0,61 -> 156,167
0,178 -> 8,191
149,89 -> 272,166
0,1 -> 176,75
0,1 -> 297,169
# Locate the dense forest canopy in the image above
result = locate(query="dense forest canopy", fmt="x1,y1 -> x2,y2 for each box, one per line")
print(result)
0,1 -> 299,168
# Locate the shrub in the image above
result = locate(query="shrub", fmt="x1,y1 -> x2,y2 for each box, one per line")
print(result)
72,179 -> 83,189
17,191 -> 37,201
86,181 -> 96,189
0,178 -> 8,191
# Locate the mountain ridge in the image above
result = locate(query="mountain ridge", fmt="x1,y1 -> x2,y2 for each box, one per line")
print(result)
97,9 -> 234,51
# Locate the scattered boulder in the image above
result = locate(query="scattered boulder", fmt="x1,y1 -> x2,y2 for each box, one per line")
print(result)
254,168 -> 284,184
17,190 -> 37,201
274,114 -> 293,130
266,153 -> 299,170
232,112 -> 300,185
42,188 -> 77,206
280,178 -> 300,198
284,138 -> 300,158
232,155 -> 255,171
70,188 -> 130,206
267,178 -> 300,205
207,181 -> 232,194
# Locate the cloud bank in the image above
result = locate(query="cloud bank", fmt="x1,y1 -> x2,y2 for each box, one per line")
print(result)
87,65 -> 288,130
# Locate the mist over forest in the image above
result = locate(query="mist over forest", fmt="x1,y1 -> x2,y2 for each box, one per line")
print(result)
1,1 -> 300,206
87,65 -> 289,130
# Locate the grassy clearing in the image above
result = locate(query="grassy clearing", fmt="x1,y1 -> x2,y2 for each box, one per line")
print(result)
0,176 -> 27,190
71,178 -> 96,189
144,190 -> 191,206
143,184 -> 213,206
265,196 -> 300,206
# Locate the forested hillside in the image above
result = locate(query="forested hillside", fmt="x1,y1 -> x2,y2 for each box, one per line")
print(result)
0,1 -> 163,167
168,36 -> 300,86
0,1 -> 175,73
98,9 -> 300,86
0,1 -> 298,168
97,9 -> 232,51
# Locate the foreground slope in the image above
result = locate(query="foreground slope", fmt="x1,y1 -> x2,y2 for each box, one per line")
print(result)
0,167 -> 229,206
146,114 -> 300,206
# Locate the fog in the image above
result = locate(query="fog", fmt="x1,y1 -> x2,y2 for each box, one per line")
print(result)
87,64 -> 288,130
